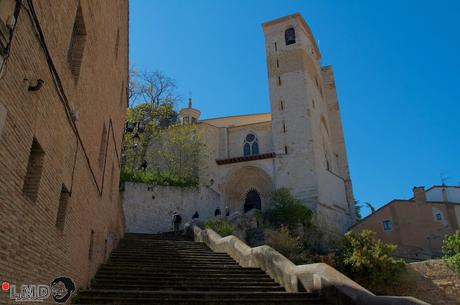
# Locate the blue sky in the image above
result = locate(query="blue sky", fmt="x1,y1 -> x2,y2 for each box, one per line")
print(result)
129,0 -> 460,217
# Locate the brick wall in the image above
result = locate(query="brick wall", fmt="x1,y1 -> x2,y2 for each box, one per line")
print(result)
0,1 -> 128,303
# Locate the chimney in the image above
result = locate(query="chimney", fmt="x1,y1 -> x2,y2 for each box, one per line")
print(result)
413,186 -> 426,204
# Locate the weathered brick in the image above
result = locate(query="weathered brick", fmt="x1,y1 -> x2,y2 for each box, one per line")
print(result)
0,1 -> 128,303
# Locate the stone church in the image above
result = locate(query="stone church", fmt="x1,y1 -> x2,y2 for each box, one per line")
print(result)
177,13 -> 356,234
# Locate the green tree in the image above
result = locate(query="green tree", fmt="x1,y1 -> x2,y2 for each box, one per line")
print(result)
335,230 -> 405,290
205,219 -> 235,237
122,69 -> 180,171
442,230 -> 460,273
266,188 -> 313,230
147,124 -> 205,185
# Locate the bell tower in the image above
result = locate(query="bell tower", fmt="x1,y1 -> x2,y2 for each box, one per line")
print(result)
179,97 -> 201,124
262,14 -> 355,234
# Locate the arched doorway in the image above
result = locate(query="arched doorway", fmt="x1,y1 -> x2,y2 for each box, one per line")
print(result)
223,165 -> 273,214
244,190 -> 261,213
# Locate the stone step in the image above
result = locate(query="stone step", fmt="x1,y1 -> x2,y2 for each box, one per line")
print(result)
110,253 -> 230,259
106,260 -> 238,266
103,260 -> 241,269
117,243 -> 212,249
114,248 -> 214,253
113,248 -> 221,253
75,290 -> 324,303
92,277 -> 276,285
109,254 -> 235,262
90,283 -> 284,291
124,232 -> 191,239
94,272 -> 273,281
115,245 -> 213,254
75,233 -> 328,305
99,264 -> 263,272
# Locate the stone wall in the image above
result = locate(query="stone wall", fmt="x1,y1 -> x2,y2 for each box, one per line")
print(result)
379,260 -> 460,305
122,182 -> 221,233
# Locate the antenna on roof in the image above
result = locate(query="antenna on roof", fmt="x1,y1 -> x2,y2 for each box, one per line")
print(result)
440,172 -> 450,186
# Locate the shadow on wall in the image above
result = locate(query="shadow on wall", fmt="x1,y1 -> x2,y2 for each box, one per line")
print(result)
377,260 -> 460,305
122,182 -> 221,233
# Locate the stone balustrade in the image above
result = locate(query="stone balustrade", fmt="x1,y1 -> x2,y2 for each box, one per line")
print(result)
193,226 -> 430,305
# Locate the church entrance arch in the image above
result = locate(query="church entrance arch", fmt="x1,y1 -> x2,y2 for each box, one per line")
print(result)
244,190 -> 261,213
223,165 -> 273,214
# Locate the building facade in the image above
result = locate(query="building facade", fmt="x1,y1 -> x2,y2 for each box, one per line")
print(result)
351,186 -> 460,261
0,0 -> 128,300
178,14 -> 355,235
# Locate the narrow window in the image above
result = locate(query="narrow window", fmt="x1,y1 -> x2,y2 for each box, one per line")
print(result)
383,220 -> 392,231
274,42 -> 277,52
312,99 -> 315,109
99,123 -> 107,169
276,59 -> 279,68
67,3 -> 87,80
56,184 -> 70,230
252,142 -> 259,155
114,28 -> 120,60
285,28 -> 296,45
243,133 -> 259,156
109,164 -> 114,202
0,0 -> 17,55
88,229 -> 95,259
243,143 -> 251,156
23,137 -> 45,202
120,81 -> 125,107
284,145 -> 288,154
280,100 -> 284,110
283,123 -> 286,133
278,76 -> 281,86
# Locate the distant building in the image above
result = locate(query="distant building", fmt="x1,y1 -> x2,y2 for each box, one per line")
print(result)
351,186 -> 460,261
0,0 -> 128,294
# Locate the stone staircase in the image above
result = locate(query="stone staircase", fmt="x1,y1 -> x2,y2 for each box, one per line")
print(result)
74,232 -> 328,304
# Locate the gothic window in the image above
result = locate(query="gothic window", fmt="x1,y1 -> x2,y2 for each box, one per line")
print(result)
243,133 -> 259,156
285,27 -> 296,45
252,141 -> 259,155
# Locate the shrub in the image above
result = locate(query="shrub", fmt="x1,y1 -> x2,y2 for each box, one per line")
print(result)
442,230 -> 460,273
335,230 -> 405,290
265,226 -> 302,260
266,188 -> 313,230
246,227 -> 265,247
120,168 -> 198,187
205,219 -> 235,237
